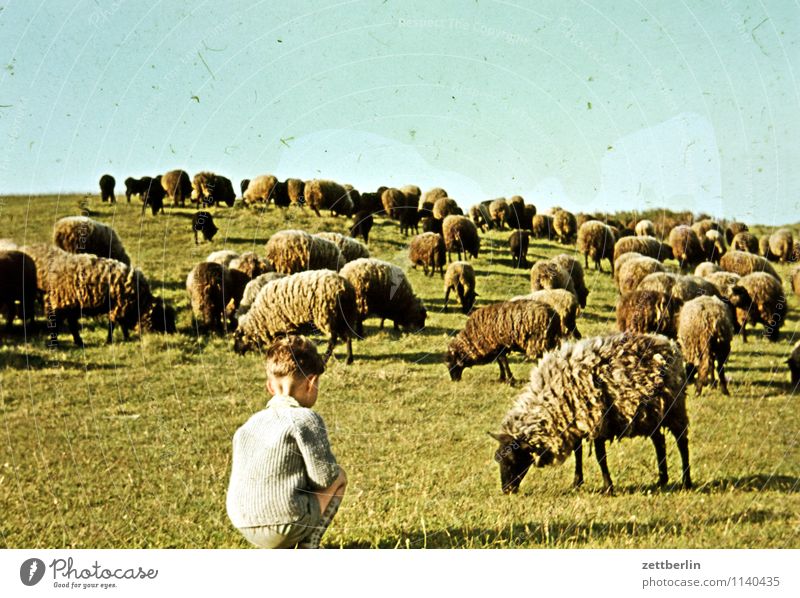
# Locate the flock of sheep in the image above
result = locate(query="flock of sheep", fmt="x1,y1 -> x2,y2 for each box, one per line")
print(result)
2,170 -> 798,495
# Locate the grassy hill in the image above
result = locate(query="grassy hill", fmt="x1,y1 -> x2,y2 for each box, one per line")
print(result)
0,194 -> 798,548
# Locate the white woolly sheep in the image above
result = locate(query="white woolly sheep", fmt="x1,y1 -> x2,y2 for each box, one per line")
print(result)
313,232 -> 370,263
53,216 -> 130,266
577,220 -> 616,272
265,230 -> 345,274
677,295 -> 734,396
443,261 -> 477,314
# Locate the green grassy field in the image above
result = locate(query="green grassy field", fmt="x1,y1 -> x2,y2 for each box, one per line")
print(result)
1,194 -> 798,548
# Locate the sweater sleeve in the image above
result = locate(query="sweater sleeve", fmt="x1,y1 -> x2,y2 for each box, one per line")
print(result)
291,410 -> 340,490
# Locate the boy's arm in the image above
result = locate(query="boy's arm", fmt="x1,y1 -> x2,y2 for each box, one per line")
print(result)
292,411 -> 340,490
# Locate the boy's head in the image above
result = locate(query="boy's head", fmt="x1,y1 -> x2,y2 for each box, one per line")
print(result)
265,336 -> 326,406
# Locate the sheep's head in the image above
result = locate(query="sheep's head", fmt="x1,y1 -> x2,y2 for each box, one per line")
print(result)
232,329 -> 251,355
402,301 -> 427,332
728,285 -> 751,309
460,290 -> 477,314
146,297 -> 177,334
444,347 -> 465,381
488,432 -> 539,494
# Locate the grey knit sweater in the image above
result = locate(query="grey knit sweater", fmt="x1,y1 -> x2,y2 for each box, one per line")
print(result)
226,395 -> 340,527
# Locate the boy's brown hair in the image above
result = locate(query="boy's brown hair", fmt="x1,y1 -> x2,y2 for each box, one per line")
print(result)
265,335 -> 326,379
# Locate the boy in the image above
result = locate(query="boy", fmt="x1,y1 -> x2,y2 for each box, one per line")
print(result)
226,335 -> 347,548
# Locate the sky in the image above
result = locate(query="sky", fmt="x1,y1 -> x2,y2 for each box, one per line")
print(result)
0,0 -> 798,223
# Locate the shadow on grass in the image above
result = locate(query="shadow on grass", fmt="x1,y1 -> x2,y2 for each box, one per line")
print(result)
696,474 -> 800,494
0,351 -> 120,370
352,351 -> 445,365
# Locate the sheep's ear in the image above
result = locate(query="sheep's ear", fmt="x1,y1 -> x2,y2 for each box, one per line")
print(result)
487,431 -> 511,443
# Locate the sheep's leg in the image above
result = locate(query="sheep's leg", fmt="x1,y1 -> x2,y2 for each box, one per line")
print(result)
716,343 -> 731,396
323,335 -> 336,363
106,321 -> 114,344
4,303 -> 14,330
345,337 -> 353,365
68,316 -> 84,347
672,428 -> 692,489
194,229 -> 199,245
651,430 -> 669,487
584,254 -> 588,269
573,442 -> 584,488
497,356 -> 507,382
443,287 -> 451,310
594,439 -> 614,494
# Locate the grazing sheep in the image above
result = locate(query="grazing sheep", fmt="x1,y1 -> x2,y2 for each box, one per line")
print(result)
242,174 -> 278,206
577,220 -> 616,272
442,215 -> 480,262
552,209 -> 578,244
735,272 -> 787,342
192,171 -> 236,207
531,214 -> 554,240
530,260 -> 577,297
691,219 -> 722,239
694,262 -> 721,278
339,258 -> 427,334
443,261 -> 477,314
759,235 -> 776,261
787,341 -> 800,386
731,231 -> 759,253
350,210 -> 374,244
161,169 -> 192,207
359,187 -> 386,215
701,229 -> 726,263
617,255 -> 665,294
521,204 -> 536,231
489,199 -> 509,229
233,270 -> 358,363
229,251 -> 273,279
0,250 -> 37,330
635,219 -> 656,237
719,250 -> 780,281
616,290 -> 680,338
704,271 -> 744,300
409,232 -> 446,277
678,296 -> 734,396
506,196 -> 526,230
380,187 -> 405,219
186,262 -> 250,334
433,197 -> 461,220
551,254 -> 588,309
637,272 -> 719,303
445,299 -> 563,382
469,203 -> 493,232
790,265 -> 800,297
769,228 -> 794,262
236,272 -> 286,317
398,205 -> 421,236
265,230 -> 345,274
286,178 -> 305,205
23,244 -> 174,345
613,251 -> 643,285
192,211 -> 218,244
53,216 -> 130,266
613,235 -> 672,263
99,174 -> 116,203
240,179 -> 250,198
668,225 -> 704,270
400,184 -> 421,205
725,222 -> 748,245
422,187 -> 448,206
421,216 -> 443,236
270,180 -> 291,208
313,232 -> 370,263
513,289 -> 581,339
124,176 -> 150,202
304,179 -> 353,217
206,250 -> 239,267
141,175 -> 166,215
509,230 -> 529,268
491,332 -> 691,493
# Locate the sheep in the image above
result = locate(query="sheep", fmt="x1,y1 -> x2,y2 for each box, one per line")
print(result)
161,169 -> 192,207
99,174 -> 116,203
489,199 -> 509,229
0,250 -> 37,330
350,210 -> 374,244
512,289 -> 581,339
677,295 -> 734,396
701,229 -> 727,263
240,179 -> 250,198
506,196 -> 526,230
735,272 -> 787,342
192,211 -> 218,244
490,332 -> 691,493
243,174 -> 278,206
23,244 -> 175,345
787,341 -> 800,387
445,299 -> 563,383
616,290 -> 680,338
236,272 -> 286,317
637,272 -> 719,303
790,265 -> 800,297
551,253 -> 588,309
521,204 -> 536,231
719,250 -> 780,281
433,197 -> 461,220
759,235 -> 776,261
725,222 -> 749,245
270,180 -> 291,208
635,219 -> 656,237
265,230 -> 345,274
668,225 -> 704,270
422,187 -> 448,206
191,171 -> 236,207
304,179 -> 354,217
359,187 -> 387,215
769,228 -> 794,262
509,230 -> 529,268
313,232 -> 370,263
442,215 -> 480,262
577,220 -> 616,272
141,175 -> 166,215
469,203 -> 492,232
286,178 -> 305,204
731,231 -> 759,253
421,216 -> 443,236
552,209 -> 578,244
443,261 -> 477,314
233,269 -> 358,363
531,214 -> 554,240
529,260 -> 578,297
613,251 -> 643,285
409,232 -> 446,277
53,216 -> 130,266
229,251 -> 273,279
617,255 -> 665,294
400,185 -> 421,205
694,262 -> 721,278
398,204 -> 421,236
691,219 -> 722,239
704,271 -> 744,299
339,258 -> 427,335
206,250 -> 239,267
380,187 -> 405,219
613,235 -> 673,263
124,176 -> 150,202
186,261 -> 250,334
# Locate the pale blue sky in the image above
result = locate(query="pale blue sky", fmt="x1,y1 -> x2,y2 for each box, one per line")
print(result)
0,1 -> 798,223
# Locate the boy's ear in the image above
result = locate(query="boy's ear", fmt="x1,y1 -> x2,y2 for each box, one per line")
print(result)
266,375 -> 277,395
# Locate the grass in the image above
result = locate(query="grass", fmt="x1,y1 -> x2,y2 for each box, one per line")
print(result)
1,194 -> 799,548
